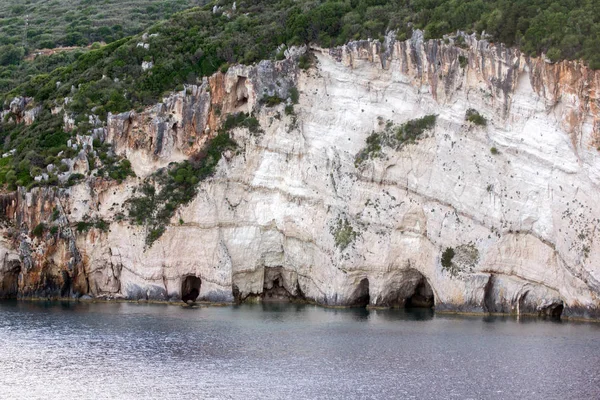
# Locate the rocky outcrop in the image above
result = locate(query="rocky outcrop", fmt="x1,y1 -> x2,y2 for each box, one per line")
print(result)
2,32 -> 600,319
1,97 -> 41,125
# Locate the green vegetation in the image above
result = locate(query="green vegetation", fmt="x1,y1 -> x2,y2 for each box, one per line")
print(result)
0,110 -> 71,189
466,108 -> 486,126
289,87 -> 300,104
32,222 -> 45,237
220,112 -> 261,135
441,247 -> 455,270
76,218 -> 109,233
441,244 -> 479,277
490,147 -> 499,155
8,0 -> 599,121
330,218 -> 357,250
261,95 -> 285,107
0,0 -> 202,94
355,115 -> 436,167
0,0 -> 199,50
127,132 -> 236,246
0,0 -> 597,194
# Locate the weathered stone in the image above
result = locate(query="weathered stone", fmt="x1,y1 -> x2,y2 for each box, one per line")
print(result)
1,34 -> 599,319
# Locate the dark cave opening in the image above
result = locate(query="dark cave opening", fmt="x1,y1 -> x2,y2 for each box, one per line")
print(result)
262,267 -> 305,303
405,277 -> 435,309
377,270 -> 435,309
235,76 -> 249,109
349,278 -> 370,308
181,276 -> 201,304
262,276 -> 290,302
542,302 -> 564,320
0,268 -> 19,299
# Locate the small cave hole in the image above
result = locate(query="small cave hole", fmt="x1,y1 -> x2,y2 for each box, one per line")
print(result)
0,267 -> 19,299
405,277 -> 434,309
542,302 -> 564,320
235,76 -> 249,109
262,268 -> 305,303
349,278 -> 370,308
181,276 -> 201,304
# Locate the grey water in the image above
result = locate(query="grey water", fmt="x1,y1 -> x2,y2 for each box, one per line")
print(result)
0,301 -> 599,400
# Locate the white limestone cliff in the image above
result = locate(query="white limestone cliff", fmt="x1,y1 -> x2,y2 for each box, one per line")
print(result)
2,33 -> 600,319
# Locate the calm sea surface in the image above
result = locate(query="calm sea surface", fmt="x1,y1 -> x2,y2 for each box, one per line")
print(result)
0,301 -> 598,399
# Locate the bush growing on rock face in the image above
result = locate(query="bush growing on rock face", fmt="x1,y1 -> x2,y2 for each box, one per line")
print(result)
330,218 -> 357,250
67,173 -> 85,186
75,218 -> 109,233
76,221 -> 93,232
466,109 -> 486,126
490,147 -> 499,155
261,95 -> 284,107
355,115 -> 436,167
32,223 -> 45,237
289,87 -> 300,104
127,131 -> 237,247
298,54 -> 312,70
441,247 -> 455,270
221,112 -> 261,134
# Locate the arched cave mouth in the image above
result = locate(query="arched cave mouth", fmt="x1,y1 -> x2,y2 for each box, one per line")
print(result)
378,270 -> 435,309
405,278 -> 435,309
181,276 -> 201,304
542,302 -> 564,320
262,267 -> 305,303
486,277 -> 564,320
348,278 -> 370,308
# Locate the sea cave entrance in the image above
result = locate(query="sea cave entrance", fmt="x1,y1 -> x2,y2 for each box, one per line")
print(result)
348,278 -> 371,308
541,302 -> 564,319
262,267 -> 305,303
378,270 -> 435,309
181,276 -> 201,304
405,276 -> 435,308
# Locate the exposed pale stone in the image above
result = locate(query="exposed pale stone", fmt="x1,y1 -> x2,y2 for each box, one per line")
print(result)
2,33 -> 600,319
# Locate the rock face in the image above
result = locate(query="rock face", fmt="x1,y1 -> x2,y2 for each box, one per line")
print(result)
2,33 -> 600,319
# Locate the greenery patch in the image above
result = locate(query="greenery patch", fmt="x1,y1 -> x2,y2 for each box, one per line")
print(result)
466,108 -> 487,126
127,132 -> 236,246
76,218 -> 109,233
441,247 -> 455,270
355,115 -> 436,167
330,218 -> 357,251
32,222 -> 45,237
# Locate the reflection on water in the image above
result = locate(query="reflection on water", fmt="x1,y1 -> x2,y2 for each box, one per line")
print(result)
0,300 -> 599,400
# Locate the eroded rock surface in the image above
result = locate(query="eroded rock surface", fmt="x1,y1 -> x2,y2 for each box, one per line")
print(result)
1,33 -> 599,319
